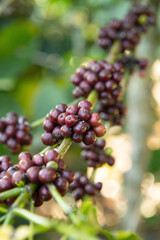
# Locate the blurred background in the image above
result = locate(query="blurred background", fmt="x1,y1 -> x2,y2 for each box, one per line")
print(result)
0,0 -> 160,239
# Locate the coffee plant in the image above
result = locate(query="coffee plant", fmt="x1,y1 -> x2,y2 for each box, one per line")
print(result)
0,1 -> 158,240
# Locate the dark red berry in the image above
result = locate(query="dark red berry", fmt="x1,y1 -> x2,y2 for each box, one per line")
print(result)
78,108 -> 91,121
49,109 -> 61,123
44,149 -> 59,164
32,154 -> 44,166
39,185 -> 52,201
93,124 -> 106,137
83,130 -> 96,145
39,168 -> 56,183
18,152 -> 32,161
41,132 -> 56,146
26,166 -> 40,183
19,159 -> 33,172
60,125 -> 72,138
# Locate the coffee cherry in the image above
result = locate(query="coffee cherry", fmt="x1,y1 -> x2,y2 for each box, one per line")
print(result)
41,132 -> 56,146
60,125 -> 72,138
72,187 -> 84,201
26,166 -> 40,183
94,182 -> 102,191
44,149 -> 59,164
85,184 -> 95,195
49,109 -> 61,123
78,100 -> 92,110
0,113 -> 32,154
43,120 -> 55,132
93,124 -> 106,137
0,177 -> 12,192
58,159 -> 66,170
72,133 -> 83,143
73,121 -> 87,134
39,185 -> 52,201
32,154 -> 44,166
33,193 -> 43,207
55,104 -> 67,113
19,159 -> 33,172
78,108 -> 91,121
18,152 -> 32,161
83,130 -> 96,145
88,113 -> 101,127
58,113 -> 68,125
12,170 -> 26,186
79,176 -> 89,186
39,168 -> 56,183
52,126 -> 62,140
66,105 -> 79,115
65,114 -> 78,127
7,166 -> 19,177
61,170 -> 75,183
54,177 -> 69,193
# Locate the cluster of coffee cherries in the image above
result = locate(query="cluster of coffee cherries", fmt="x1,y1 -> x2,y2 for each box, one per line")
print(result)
42,100 -> 106,146
81,139 -> 115,168
0,149 -> 75,207
72,60 -> 124,100
0,112 -> 32,154
70,172 -> 102,201
117,56 -> 148,78
97,99 -> 126,125
98,5 -> 156,52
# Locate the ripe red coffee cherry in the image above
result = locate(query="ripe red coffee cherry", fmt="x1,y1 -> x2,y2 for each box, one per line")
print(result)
43,120 -> 55,132
52,126 -> 62,140
5,125 -> 16,138
66,105 -> 79,115
19,159 -> 33,172
60,125 -> 72,138
78,100 -> 92,110
93,124 -> 106,137
61,170 -> 75,183
72,133 -> 83,143
78,108 -> 91,121
7,166 -> 19,177
39,168 -> 56,183
49,109 -> 61,123
32,154 -> 44,166
0,177 -> 12,192
54,177 -> 69,192
58,112 -> 68,125
41,132 -> 56,146
55,104 -> 67,113
12,170 -> 26,186
65,114 -> 78,127
83,130 -> 96,145
18,152 -> 32,161
26,166 -> 40,183
39,185 -> 52,201
73,121 -> 87,134
94,182 -> 102,191
44,149 -> 59,164
88,113 -> 101,127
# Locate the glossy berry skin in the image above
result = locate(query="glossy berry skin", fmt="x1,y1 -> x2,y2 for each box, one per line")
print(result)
7,166 -> 19,177
60,125 -> 72,138
38,168 -> 56,183
73,121 -> 87,134
32,154 -> 44,166
55,104 -> 67,113
66,105 -> 79,115
78,100 -> 92,110
18,152 -> 32,161
88,113 -> 101,127
0,177 -> 12,192
78,108 -> 91,121
26,166 -> 40,183
41,132 -> 56,146
49,109 -> 61,123
39,185 -> 52,201
72,188 -> 84,201
44,149 -> 59,164
93,124 -> 106,137
65,114 -> 78,127
72,133 -> 83,143
52,126 -> 62,140
83,130 -> 96,145
43,120 -> 55,132
12,170 -> 26,186
19,159 -> 33,172
54,177 -> 69,193
58,113 -> 68,125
